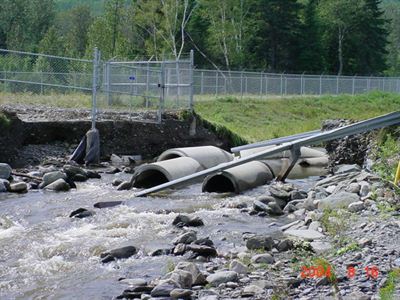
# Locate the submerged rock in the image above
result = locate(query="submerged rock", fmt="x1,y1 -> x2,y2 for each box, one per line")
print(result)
94,201 -> 123,208
101,246 -> 137,263
69,208 -> 93,219
172,215 -> 204,227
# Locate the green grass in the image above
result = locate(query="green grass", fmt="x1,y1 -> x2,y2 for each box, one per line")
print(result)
380,268 -> 400,300
194,91 -> 400,142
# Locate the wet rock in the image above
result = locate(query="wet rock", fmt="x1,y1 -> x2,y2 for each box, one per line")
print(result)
283,203 -> 296,213
318,191 -> 360,210
359,181 -> 370,197
85,169 -> 101,179
246,235 -> 274,251
335,164 -> 361,174
118,278 -> 147,286
170,288 -> 193,299
173,231 -> 197,245
276,239 -> 294,252
290,190 -> 308,200
150,248 -> 172,256
251,253 -> 275,264
101,246 -> 137,263
94,201 -> 123,208
63,165 -> 87,179
151,282 -> 177,297
193,237 -> 214,247
186,244 -> 217,257
116,291 -> 142,299
267,201 -> 284,215
112,179 -> 123,186
206,271 -> 238,287
69,208 -> 93,218
284,229 -> 325,241
9,182 -> 28,193
173,243 -> 187,256
242,285 -> 264,296
106,167 -> 121,174
172,215 -> 204,227
72,174 -> 87,182
0,163 -> 12,180
175,261 -> 206,285
230,260 -> 248,274
44,178 -> 70,192
117,181 -> 132,191
41,171 -> 67,187
348,201 -> 365,213
253,200 -> 269,212
0,179 -> 8,192
269,187 -> 290,200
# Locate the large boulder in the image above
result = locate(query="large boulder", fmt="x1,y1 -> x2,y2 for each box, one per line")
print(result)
44,179 -> 70,192
9,182 -> 28,193
41,171 -> 67,188
100,246 -> 137,263
246,235 -> 274,251
174,261 -> 206,285
318,191 -> 360,210
0,163 -> 12,180
172,215 -> 204,227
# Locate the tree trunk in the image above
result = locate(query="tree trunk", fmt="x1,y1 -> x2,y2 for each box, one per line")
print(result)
338,27 -> 344,76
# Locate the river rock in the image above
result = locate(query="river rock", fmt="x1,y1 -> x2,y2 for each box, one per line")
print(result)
170,288 -> 193,299
112,179 -> 123,186
94,201 -> 123,208
348,201 -> 365,213
85,169 -> 101,179
44,178 -> 70,192
230,260 -> 248,274
172,215 -> 204,227
0,179 -> 8,192
318,191 -> 360,210
165,269 -> 193,289
242,285 -> 264,296
206,271 -> 238,287
251,253 -> 275,264
150,249 -> 172,256
175,261 -> 206,285
267,201 -> 284,215
0,163 -> 12,179
151,282 -> 178,297
284,229 -> 325,241
359,181 -> 370,197
283,203 -> 296,213
9,182 -> 28,193
246,235 -> 274,251
173,231 -> 197,245
69,208 -> 93,218
41,171 -> 67,188
276,239 -> 294,252
193,237 -> 214,247
72,174 -> 87,182
100,246 -> 137,263
290,190 -> 308,200
253,200 -> 269,212
269,187 -> 290,200
186,244 -> 217,257
310,241 -> 333,253
346,182 -> 360,194
63,165 -> 87,180
118,278 -> 148,286
117,181 -> 131,191
335,164 -> 361,174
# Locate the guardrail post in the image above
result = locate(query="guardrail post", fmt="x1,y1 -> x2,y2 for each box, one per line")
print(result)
280,73 -> 283,96
265,74 -> 268,98
40,72 -> 44,94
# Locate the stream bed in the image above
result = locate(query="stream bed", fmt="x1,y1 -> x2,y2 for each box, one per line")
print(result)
0,173 -> 318,299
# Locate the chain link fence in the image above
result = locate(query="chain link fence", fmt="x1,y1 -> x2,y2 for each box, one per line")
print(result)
193,69 -> 400,98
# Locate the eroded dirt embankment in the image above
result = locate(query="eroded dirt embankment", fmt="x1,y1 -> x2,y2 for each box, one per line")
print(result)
0,105 -> 232,167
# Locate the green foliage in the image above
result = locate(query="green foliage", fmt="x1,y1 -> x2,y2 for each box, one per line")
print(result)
372,132 -> 400,182
320,209 -> 353,246
335,242 -> 360,256
379,268 -> 400,300
0,112 -> 11,127
195,91 -> 400,142
164,259 -> 175,274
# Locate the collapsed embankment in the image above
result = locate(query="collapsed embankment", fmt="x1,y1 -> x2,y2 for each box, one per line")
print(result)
0,109 -> 241,167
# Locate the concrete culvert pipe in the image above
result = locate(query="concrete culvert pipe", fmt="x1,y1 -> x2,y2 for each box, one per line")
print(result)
202,161 -> 273,194
157,146 -> 233,169
132,157 -> 203,189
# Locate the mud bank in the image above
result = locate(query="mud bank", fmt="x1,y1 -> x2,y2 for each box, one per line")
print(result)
0,107 -> 232,167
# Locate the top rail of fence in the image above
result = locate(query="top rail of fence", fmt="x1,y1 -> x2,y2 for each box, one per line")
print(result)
0,48 -> 92,63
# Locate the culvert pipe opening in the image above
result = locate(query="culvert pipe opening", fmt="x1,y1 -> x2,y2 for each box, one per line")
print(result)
133,169 -> 169,188
202,174 -> 236,193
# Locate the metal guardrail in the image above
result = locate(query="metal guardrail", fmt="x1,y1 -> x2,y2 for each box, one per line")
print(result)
231,130 -> 321,153
133,111 -> 400,197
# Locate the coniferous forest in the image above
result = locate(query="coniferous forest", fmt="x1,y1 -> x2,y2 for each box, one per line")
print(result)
0,0 -> 399,76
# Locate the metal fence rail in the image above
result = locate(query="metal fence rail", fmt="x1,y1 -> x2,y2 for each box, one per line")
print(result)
193,69 -> 400,97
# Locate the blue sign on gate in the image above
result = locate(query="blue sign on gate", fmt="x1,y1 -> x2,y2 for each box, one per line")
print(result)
129,76 -> 136,80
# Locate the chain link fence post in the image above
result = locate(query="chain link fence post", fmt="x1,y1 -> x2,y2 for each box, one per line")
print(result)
91,47 -> 100,130
189,49 -> 194,112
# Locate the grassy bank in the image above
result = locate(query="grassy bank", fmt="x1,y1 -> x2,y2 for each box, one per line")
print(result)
194,92 -> 400,142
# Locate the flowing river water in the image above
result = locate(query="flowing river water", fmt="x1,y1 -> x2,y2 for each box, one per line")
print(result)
0,171 -> 318,299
